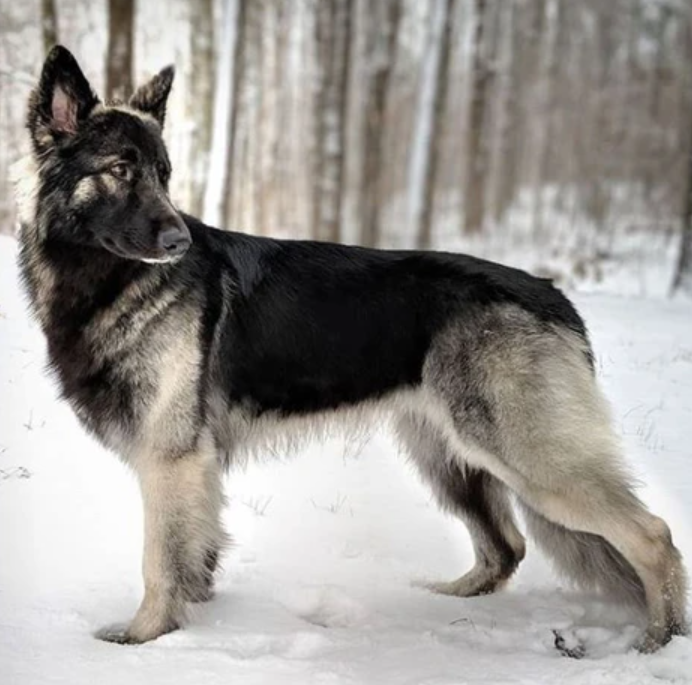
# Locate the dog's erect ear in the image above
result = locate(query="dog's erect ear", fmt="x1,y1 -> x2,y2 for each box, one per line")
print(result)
129,66 -> 175,127
28,45 -> 99,152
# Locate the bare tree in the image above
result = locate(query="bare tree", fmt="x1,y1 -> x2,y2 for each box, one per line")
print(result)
672,12 -> 692,295
463,0 -> 493,235
221,0 -> 247,227
266,2 -> 289,232
358,0 -> 402,248
534,0 -> 559,220
409,0 -> 455,250
188,0 -> 216,217
41,0 -> 58,55
492,0 -> 519,223
203,0 -> 242,226
673,148 -> 692,294
106,0 -> 135,102
312,0 -> 353,242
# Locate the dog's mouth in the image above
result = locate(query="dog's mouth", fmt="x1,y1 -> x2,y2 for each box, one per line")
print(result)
99,237 -> 190,265
141,253 -> 187,265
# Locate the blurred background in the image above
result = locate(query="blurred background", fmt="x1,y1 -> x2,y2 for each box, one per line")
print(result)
0,0 -> 691,296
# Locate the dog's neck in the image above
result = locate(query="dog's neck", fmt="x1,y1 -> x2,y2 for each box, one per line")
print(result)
17,219 -> 143,335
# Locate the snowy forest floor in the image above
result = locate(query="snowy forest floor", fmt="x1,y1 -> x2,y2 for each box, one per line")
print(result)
0,235 -> 691,684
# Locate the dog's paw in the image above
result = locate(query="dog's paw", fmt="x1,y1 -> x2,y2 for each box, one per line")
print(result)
412,573 -> 501,598
95,618 -> 179,645
95,624 -> 140,645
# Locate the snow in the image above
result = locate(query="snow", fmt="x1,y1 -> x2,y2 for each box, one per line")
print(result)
0,234 -> 691,684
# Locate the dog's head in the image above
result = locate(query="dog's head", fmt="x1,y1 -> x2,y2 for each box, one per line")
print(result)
20,45 -> 190,263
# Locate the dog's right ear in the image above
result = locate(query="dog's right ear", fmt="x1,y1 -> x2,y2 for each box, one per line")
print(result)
28,46 -> 99,153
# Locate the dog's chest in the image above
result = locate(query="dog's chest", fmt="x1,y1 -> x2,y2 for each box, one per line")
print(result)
29,263 -> 204,457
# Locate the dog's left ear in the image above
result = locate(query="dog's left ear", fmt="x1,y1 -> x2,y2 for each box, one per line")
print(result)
129,66 -> 175,127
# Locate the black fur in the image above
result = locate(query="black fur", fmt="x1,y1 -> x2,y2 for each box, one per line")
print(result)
190,219 -> 591,417
129,66 -> 175,126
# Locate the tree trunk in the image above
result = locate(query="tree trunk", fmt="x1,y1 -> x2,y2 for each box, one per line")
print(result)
409,0 -> 454,250
271,2 -> 289,230
203,0 -> 241,226
260,1 -> 286,235
532,0 -> 555,237
188,0 -> 215,218
463,0 -> 492,235
358,0 -> 402,248
312,0 -> 353,243
673,165 -> 692,294
221,0 -> 247,227
247,1 -> 264,233
493,0 -> 520,223
41,0 -> 58,55
106,0 -> 135,102
672,11 -> 692,295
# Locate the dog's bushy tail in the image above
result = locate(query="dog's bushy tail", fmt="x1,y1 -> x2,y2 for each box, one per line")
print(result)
519,502 -> 647,607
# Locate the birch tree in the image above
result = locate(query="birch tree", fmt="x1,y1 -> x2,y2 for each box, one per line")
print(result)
203,0 -> 244,227
408,0 -> 454,250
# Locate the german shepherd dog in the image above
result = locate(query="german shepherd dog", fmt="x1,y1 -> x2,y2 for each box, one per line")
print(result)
13,46 -> 687,653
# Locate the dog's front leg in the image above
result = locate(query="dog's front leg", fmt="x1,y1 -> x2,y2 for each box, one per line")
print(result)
98,444 -> 222,644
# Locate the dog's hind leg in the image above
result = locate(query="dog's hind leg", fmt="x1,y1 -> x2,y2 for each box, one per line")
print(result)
396,413 -> 525,597
98,434 -> 227,644
425,309 -> 688,651
513,458 -> 687,652
178,452 -> 228,604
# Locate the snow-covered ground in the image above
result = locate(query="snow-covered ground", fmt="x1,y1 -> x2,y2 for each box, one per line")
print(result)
0,234 -> 690,684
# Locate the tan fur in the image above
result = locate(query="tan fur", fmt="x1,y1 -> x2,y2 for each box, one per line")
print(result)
132,307 -> 204,459
10,156 -> 58,325
91,102 -> 160,128
116,431 -> 227,643
71,176 -> 98,205
10,155 -> 41,229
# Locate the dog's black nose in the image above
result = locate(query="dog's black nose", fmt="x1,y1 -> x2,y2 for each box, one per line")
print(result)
158,225 -> 191,256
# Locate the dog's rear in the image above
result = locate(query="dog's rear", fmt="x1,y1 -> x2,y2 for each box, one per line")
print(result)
401,305 -> 687,651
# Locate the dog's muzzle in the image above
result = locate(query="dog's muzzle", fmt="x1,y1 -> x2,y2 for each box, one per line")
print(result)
157,223 -> 191,259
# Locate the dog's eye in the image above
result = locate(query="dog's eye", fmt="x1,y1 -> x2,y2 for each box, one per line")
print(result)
111,163 -> 133,181
156,163 -> 169,183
